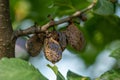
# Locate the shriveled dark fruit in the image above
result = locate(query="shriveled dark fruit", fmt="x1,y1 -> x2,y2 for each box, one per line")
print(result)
65,22 -> 85,51
58,31 -> 67,50
48,31 -> 59,41
26,33 -> 45,57
48,31 -> 67,51
44,34 -> 63,64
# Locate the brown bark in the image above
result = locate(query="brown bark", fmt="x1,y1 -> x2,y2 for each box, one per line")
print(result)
0,0 -> 15,58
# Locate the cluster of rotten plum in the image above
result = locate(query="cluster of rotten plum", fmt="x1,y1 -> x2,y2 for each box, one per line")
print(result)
25,22 -> 85,64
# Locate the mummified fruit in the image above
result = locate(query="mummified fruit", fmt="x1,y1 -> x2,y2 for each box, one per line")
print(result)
26,33 -> 45,57
57,31 -> 67,51
65,22 -> 85,51
47,31 -> 67,51
44,31 -> 66,63
44,37 -> 62,64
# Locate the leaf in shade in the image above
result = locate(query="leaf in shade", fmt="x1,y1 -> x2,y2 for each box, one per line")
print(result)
84,14 -> 120,49
0,58 -> 47,80
26,33 -> 45,57
93,0 -> 114,15
67,70 -> 90,80
28,0 -> 56,24
65,22 -> 85,51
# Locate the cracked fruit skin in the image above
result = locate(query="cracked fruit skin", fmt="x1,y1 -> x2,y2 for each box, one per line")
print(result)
44,37 -> 62,64
26,33 -> 45,57
65,22 -> 85,51
44,31 -> 64,64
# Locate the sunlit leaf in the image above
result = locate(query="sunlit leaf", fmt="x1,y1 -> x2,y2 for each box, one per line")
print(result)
67,70 -> 90,80
14,0 -> 31,22
47,64 -> 65,80
0,58 -> 47,80
10,0 -> 20,22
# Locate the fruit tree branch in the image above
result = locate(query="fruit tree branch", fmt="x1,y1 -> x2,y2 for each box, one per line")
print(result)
12,1 -> 96,41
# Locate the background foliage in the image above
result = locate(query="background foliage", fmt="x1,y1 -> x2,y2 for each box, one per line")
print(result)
0,0 -> 120,80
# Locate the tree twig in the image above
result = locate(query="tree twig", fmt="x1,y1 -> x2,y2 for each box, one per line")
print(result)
12,1 -> 96,41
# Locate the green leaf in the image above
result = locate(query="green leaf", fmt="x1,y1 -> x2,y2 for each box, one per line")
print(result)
53,0 -> 90,16
110,48 -> 120,67
93,0 -> 114,15
47,64 -> 58,75
0,58 -> 47,80
27,0 -> 56,24
82,14 -> 120,66
85,14 -> 120,49
96,69 -> 120,80
67,70 -> 90,80
10,0 -> 20,22
47,64 -> 65,80
110,48 -> 120,60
